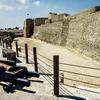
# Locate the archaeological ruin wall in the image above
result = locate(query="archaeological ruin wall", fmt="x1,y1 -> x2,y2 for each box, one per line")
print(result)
24,18 -> 34,38
33,6 -> 100,62
35,17 -> 48,26
65,10 -> 100,62
34,21 -> 63,45
46,12 -> 69,23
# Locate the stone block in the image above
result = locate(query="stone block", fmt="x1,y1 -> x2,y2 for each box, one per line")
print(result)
2,49 -> 16,62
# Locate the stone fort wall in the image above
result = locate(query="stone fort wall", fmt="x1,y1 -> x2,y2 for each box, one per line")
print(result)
46,12 -> 69,23
24,18 -> 34,38
33,6 -> 100,62
35,17 -> 48,26
34,21 -> 63,45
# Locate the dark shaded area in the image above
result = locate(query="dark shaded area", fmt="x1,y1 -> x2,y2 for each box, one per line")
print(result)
59,95 -> 86,100
19,88 -> 36,94
16,58 -> 21,63
29,79 -> 44,83
14,85 -> 36,94
39,72 -> 53,76
0,83 -> 36,94
0,59 -> 16,67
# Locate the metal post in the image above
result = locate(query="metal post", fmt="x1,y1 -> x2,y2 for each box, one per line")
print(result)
0,38 -> 1,46
53,55 -> 59,97
15,41 -> 19,57
33,47 -> 38,72
2,40 -> 4,48
5,40 -> 8,48
25,43 -> 28,63
10,40 -> 12,49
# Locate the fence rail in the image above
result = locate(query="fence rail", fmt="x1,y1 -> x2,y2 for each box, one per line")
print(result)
59,62 -> 100,70
2,41 -> 99,97
64,77 -> 100,87
37,58 -> 53,69
38,53 -> 53,62
60,70 -> 100,79
63,83 -> 100,94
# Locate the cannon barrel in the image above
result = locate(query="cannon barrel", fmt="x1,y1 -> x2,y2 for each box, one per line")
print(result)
0,71 -> 30,87
3,82 -> 13,92
27,71 -> 40,78
0,71 -> 15,82
15,66 -> 40,78
0,60 -> 16,67
16,78 -> 30,87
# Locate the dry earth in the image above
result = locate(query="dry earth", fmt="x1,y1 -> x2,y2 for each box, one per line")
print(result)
0,46 -> 73,100
12,37 -> 100,100
0,37 -> 100,100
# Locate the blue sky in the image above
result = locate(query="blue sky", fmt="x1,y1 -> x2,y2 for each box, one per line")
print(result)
0,0 -> 100,29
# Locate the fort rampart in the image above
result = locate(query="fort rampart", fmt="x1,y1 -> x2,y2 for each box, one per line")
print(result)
33,6 -> 100,62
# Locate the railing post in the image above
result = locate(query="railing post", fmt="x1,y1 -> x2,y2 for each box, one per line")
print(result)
5,40 -> 8,48
53,55 -> 59,97
25,43 -> 28,63
15,41 -> 19,57
33,47 -> 38,72
0,38 -> 2,46
2,40 -> 4,48
10,40 -> 12,49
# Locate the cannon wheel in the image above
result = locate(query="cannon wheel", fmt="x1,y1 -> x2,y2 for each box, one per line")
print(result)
3,83 -> 13,93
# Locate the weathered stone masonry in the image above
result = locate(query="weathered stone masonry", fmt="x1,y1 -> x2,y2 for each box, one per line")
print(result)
24,6 -> 100,62
24,19 -> 34,38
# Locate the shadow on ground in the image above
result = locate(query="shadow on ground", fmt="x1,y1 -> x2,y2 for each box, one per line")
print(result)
59,95 -> 86,100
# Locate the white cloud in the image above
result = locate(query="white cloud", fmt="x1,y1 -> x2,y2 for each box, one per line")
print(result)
17,6 -> 27,10
0,3 -> 14,11
18,0 -> 27,5
33,1 -> 40,6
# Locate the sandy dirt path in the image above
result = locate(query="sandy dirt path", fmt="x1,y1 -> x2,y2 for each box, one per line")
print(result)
0,46 -> 73,100
13,37 -> 100,85
12,37 -> 100,99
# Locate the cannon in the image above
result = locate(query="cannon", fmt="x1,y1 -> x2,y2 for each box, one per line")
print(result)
0,60 -> 40,92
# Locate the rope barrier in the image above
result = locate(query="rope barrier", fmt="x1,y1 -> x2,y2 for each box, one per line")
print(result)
38,63 -> 53,75
19,44 -> 100,71
16,44 -> 100,95
38,53 -> 53,62
38,65 -> 74,96
38,58 -> 53,69
59,62 -> 100,70
64,77 -> 100,87
39,64 -> 74,96
60,70 -> 100,79
63,84 -> 100,94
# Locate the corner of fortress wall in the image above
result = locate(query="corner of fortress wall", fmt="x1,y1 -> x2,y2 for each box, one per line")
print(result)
63,6 -> 100,62
33,6 -> 100,62
24,18 -> 34,38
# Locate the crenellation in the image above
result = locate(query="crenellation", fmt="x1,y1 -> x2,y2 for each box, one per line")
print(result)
35,17 -> 48,26
48,12 -> 70,23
